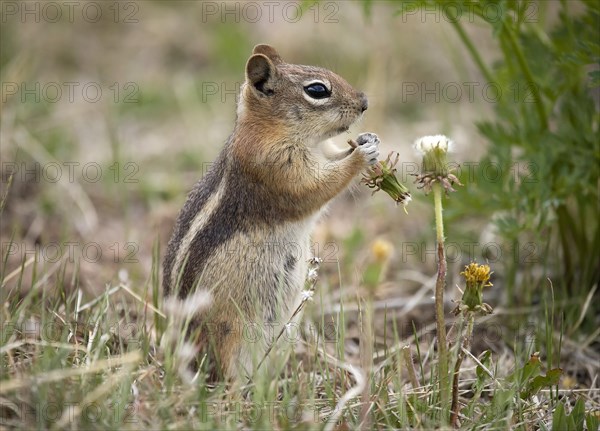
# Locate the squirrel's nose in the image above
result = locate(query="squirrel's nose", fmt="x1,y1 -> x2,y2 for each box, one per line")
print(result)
359,93 -> 368,112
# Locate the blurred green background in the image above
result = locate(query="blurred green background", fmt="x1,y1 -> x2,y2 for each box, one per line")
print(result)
1,1 -> 598,341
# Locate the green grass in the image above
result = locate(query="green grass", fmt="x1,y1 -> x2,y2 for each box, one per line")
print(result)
2,244 -> 598,429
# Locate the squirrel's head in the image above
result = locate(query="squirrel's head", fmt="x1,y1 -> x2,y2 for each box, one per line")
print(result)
238,44 -> 368,143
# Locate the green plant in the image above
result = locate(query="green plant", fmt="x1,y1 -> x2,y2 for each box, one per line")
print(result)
551,398 -> 600,431
392,0 -> 600,332
413,134 -> 463,423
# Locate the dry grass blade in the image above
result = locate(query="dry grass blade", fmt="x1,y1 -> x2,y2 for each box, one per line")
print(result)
13,126 -> 98,233
120,283 -> 166,318
54,366 -> 136,429
1,256 -> 35,288
323,360 -> 366,431
402,345 -> 420,390
0,351 -> 141,393
0,340 -> 86,355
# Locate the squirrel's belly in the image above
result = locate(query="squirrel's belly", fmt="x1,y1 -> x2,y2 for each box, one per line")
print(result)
195,213 -> 319,321
194,215 -> 318,378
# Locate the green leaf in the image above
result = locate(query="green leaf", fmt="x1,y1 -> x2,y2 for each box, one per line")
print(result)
524,368 -> 562,398
586,412 -> 600,431
520,353 -> 542,383
553,402 -> 567,431
570,398 -> 586,430
588,69 -> 600,87
476,350 -> 492,383
566,414 -> 577,431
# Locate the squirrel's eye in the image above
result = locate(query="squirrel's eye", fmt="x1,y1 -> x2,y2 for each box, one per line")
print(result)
304,83 -> 331,99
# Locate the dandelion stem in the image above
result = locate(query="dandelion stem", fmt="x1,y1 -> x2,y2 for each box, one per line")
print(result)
402,345 -> 419,390
433,183 -> 450,421
450,312 -> 474,427
359,296 -> 374,430
433,184 -> 445,246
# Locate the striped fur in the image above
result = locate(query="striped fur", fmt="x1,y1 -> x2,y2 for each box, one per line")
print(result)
163,44 -> 376,380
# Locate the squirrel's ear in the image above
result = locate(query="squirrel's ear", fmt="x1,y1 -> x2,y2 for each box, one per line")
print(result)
252,44 -> 283,65
246,54 -> 277,96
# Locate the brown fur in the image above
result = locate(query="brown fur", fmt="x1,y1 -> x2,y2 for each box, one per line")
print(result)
163,44 -> 378,380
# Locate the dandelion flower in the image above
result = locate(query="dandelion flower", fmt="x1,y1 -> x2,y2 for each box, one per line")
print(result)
371,238 -> 394,263
413,134 -> 462,194
457,262 -> 493,314
361,151 -> 411,207
413,135 -> 454,154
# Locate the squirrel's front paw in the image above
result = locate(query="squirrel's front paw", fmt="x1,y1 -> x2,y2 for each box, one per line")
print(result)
356,132 -> 380,166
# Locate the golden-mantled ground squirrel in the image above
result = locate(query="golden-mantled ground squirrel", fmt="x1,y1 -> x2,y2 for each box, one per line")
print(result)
163,44 -> 379,380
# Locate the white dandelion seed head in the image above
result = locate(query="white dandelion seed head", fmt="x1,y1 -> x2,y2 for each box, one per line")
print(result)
118,269 -> 129,284
176,342 -> 198,384
413,135 -> 454,154
301,289 -> 314,301
307,268 -> 319,281
163,290 -> 212,318
178,342 -> 197,362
